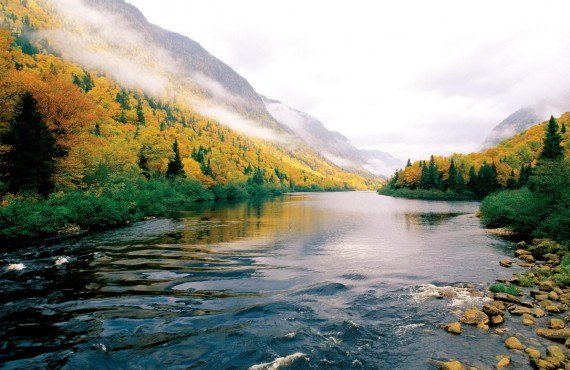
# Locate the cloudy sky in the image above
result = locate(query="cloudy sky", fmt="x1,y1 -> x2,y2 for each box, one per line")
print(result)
128,0 -> 570,160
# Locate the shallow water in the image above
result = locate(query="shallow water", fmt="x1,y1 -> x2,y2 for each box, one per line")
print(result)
0,192 -> 521,369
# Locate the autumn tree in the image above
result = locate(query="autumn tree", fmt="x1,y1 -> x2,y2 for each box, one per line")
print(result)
1,93 -> 66,196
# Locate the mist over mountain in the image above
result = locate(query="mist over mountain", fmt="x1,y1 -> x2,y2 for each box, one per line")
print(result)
264,97 -> 402,177
46,0 -> 398,177
479,108 -> 542,151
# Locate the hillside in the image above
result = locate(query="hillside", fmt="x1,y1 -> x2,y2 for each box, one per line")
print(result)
479,108 -> 542,151
381,113 -> 569,199
0,0 -> 379,193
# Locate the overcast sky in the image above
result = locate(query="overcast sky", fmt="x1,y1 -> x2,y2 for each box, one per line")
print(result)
127,0 -> 570,160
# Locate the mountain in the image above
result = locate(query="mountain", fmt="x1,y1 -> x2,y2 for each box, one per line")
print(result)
263,97 -> 402,177
480,108 -> 542,151
0,0 -> 380,192
48,0 -> 398,177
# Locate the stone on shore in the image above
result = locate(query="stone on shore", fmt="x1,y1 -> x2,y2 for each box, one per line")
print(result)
444,322 -> 462,334
483,303 -> 504,316
522,313 -> 536,326
535,328 -> 570,342
546,345 -> 566,365
524,347 -> 541,359
491,315 -> 504,326
499,258 -> 512,268
548,318 -> 565,330
509,305 -> 532,316
496,355 -> 510,369
505,336 -> 524,350
494,293 -> 519,304
441,360 -> 465,370
545,304 -> 566,313
461,308 -> 489,326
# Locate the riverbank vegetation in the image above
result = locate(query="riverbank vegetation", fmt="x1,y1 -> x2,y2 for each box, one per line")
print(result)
380,115 -> 569,246
0,19 -> 368,241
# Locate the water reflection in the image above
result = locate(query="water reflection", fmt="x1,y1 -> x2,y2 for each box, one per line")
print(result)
0,192 -> 516,369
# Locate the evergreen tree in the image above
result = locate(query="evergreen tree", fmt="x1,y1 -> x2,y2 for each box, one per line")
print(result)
427,155 -> 438,189
406,158 -> 412,167
137,150 -> 150,179
506,170 -> 517,189
166,140 -> 184,178
136,100 -> 145,124
540,116 -> 564,161
419,162 -> 430,189
467,166 -> 478,193
1,93 -> 66,196
447,159 -> 458,191
518,164 -> 531,187
455,170 -> 466,194
118,111 -> 127,124
562,122 -> 567,134
115,90 -> 130,110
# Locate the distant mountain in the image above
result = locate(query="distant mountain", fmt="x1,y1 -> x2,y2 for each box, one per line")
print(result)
264,97 -> 402,177
480,108 -> 542,151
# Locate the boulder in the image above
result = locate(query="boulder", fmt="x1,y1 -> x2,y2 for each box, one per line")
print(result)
536,328 -> 570,342
548,291 -> 559,301
522,313 -> 536,326
546,345 -> 566,363
535,294 -> 550,301
549,318 -> 565,330
500,258 -> 512,267
477,322 -> 490,331
519,254 -> 536,263
545,305 -> 566,313
515,249 -> 532,257
494,293 -> 520,304
532,308 -> 546,318
441,360 -> 465,370
444,322 -> 462,334
510,305 -> 532,316
525,347 -> 541,359
516,241 -> 528,249
491,315 -> 504,326
533,359 -> 556,369
461,308 -> 489,326
505,336 -> 524,350
496,356 -> 510,370
539,281 -> 556,292
495,328 -> 507,335
483,303 -> 504,316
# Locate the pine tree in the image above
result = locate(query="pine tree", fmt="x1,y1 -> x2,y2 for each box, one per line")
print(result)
166,140 -> 184,178
518,164 -> 531,187
406,158 -> 412,167
540,116 -> 564,161
562,122 -> 567,134
506,170 -> 517,189
467,166 -> 478,193
137,150 -> 150,179
447,159 -> 458,191
136,100 -> 145,124
1,93 -> 66,196
420,162 -> 430,189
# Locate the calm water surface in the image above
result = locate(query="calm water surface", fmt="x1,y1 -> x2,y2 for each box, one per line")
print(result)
0,192 -> 520,369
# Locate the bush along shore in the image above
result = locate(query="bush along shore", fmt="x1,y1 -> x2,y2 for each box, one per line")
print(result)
435,239 -> 570,370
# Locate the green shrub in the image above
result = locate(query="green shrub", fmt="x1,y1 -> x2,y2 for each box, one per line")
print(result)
489,283 -> 520,295
481,188 -> 546,234
517,276 -> 536,287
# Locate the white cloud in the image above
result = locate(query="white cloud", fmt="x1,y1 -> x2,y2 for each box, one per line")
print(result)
128,0 -> 570,160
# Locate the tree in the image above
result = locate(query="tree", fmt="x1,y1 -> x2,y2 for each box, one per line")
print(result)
562,122 -> 567,134
136,100 -> 145,124
506,170 -> 517,189
166,140 -> 184,178
406,158 -> 412,167
447,159 -> 458,191
1,93 -> 66,196
540,116 -> 564,161
137,150 -> 150,179
467,166 -> 478,194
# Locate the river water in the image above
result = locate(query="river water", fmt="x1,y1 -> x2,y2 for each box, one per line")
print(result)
0,192 -> 520,369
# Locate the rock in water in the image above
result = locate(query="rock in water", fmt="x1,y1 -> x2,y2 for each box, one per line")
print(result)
505,336 -> 524,350
548,318 -> 565,330
443,322 -> 462,335
536,328 -> 570,342
525,347 -> 541,359
499,258 -> 512,267
461,308 -> 489,326
496,355 -> 510,369
441,360 -> 465,370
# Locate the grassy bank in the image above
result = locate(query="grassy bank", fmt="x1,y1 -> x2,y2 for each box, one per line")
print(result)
377,186 -> 475,201
0,175 -> 288,241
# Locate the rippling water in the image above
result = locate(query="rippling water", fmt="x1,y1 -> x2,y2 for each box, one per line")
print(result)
0,192 -> 519,369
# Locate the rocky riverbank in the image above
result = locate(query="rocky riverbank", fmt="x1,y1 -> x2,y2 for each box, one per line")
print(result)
438,239 -> 570,370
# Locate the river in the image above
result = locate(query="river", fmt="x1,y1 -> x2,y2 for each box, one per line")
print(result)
0,192 -> 519,369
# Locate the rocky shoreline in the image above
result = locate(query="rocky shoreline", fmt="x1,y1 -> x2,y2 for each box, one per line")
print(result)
438,239 -> 569,370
